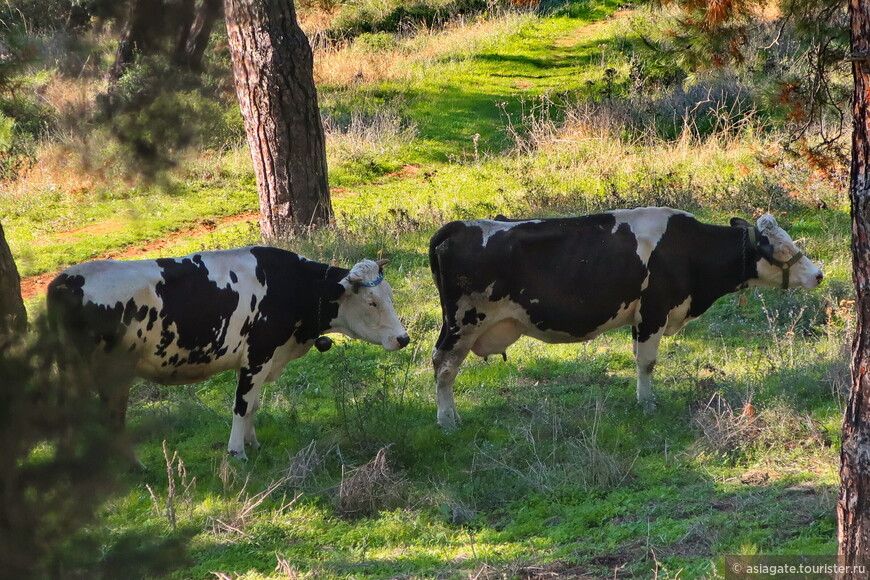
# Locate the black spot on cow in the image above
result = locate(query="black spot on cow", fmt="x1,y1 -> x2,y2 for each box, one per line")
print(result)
154,257 -> 240,365
230,271 -> 238,284
250,295 -> 257,312
244,248 -> 348,370
461,308 -> 479,326
146,307 -> 158,331
47,274 -> 125,355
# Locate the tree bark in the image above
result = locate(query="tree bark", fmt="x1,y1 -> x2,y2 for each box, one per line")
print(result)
839,0 -> 870,575
0,222 -> 26,334
223,0 -> 333,238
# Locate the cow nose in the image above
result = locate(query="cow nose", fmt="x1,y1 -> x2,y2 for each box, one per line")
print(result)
816,272 -> 824,284
397,334 -> 410,349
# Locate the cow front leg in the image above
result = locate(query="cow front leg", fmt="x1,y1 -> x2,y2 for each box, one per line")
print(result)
632,326 -> 664,412
433,343 -> 470,430
227,367 -> 267,460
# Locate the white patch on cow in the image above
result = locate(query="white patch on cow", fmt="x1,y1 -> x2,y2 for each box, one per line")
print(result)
664,296 -> 693,336
469,219 -> 543,248
69,259 -> 164,310
611,207 -> 693,265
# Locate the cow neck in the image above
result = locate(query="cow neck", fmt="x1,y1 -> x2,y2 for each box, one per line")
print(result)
687,224 -> 757,318
314,263 -> 348,335
741,227 -> 760,286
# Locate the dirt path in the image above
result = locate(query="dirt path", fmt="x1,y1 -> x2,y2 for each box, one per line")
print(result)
20,211 -> 258,301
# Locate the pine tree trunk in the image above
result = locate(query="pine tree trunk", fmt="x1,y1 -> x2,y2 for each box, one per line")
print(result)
0,222 -> 26,334
223,0 -> 333,238
839,0 -> 870,574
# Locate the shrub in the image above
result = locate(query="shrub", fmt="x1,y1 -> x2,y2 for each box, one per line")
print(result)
356,31 -> 399,52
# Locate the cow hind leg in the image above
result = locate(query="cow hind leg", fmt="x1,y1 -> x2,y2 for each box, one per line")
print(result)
228,366 -> 268,460
433,338 -> 472,431
93,357 -> 142,469
632,327 -> 664,413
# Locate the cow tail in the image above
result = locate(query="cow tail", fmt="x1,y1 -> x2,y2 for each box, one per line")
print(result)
45,276 -> 87,356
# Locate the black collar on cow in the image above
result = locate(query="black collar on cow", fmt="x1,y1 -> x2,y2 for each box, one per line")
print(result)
744,226 -> 803,289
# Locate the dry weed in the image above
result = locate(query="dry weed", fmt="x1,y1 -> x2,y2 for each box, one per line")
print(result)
336,445 -> 406,518
145,440 -> 197,529
690,392 -> 829,462
284,439 -> 330,491
208,474 -> 301,537
313,12 -> 532,87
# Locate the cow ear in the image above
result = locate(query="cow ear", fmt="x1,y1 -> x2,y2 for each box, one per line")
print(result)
730,217 -> 752,228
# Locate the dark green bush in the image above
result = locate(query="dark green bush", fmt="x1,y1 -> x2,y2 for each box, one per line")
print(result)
331,0 -> 496,38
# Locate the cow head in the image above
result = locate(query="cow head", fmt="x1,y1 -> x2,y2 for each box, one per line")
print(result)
732,215 -> 823,289
330,259 -> 410,351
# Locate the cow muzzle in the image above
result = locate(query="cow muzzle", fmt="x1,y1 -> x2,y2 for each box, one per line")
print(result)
385,333 -> 411,351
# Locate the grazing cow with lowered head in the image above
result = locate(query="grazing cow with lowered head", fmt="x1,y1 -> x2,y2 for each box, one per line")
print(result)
429,207 -> 823,428
48,247 -> 410,460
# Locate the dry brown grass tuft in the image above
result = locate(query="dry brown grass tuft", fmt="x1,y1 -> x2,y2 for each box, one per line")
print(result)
336,445 -> 406,518
690,392 -> 830,463
208,474 -> 301,537
284,439 -> 330,492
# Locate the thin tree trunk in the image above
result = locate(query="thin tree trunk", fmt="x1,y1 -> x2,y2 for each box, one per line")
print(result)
105,0 -> 166,101
224,0 -> 333,238
181,0 -> 222,70
839,0 -> 870,574
171,0 -> 198,67
0,222 -> 26,334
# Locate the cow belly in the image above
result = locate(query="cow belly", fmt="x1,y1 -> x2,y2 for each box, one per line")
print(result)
525,299 -> 639,344
134,352 -> 242,385
472,319 -> 524,357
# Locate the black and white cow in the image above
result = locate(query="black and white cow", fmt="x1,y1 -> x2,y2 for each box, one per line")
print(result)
429,207 -> 823,428
47,247 -> 410,460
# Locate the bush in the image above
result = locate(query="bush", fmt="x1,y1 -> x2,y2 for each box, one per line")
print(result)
0,320 -> 121,576
331,0 -> 497,38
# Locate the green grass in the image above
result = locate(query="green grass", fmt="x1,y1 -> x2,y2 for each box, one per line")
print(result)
5,0 -> 855,577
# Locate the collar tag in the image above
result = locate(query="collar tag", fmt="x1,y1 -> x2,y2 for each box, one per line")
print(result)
359,273 -> 384,288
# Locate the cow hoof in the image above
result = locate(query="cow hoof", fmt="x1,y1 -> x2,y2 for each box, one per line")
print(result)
437,411 -> 462,432
228,449 -> 249,462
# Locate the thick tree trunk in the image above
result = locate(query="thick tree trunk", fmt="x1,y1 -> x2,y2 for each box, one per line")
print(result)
839,0 -> 870,574
0,222 -> 26,334
223,0 -> 333,238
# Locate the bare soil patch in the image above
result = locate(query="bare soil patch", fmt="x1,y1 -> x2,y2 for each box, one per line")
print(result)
20,211 -> 258,301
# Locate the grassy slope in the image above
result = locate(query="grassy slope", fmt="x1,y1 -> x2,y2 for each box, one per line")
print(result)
15,2 -> 852,578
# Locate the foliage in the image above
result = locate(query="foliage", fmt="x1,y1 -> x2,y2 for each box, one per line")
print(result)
0,318 -> 193,577
629,0 -> 850,159
330,0 -> 502,38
